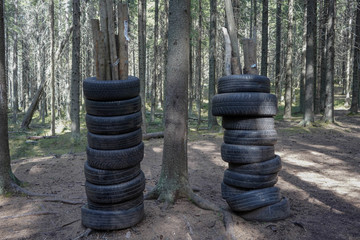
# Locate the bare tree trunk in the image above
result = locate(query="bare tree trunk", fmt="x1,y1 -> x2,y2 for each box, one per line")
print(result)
0,0 -> 14,195
320,0 -> 328,113
208,0 -> 218,130
222,27 -> 232,76
243,38 -> 258,74
150,0 -> 159,122
324,0 -> 335,122
146,0 -> 191,204
345,1 -> 355,108
350,0 -> 360,113
70,0 -> 81,139
261,0 -> 268,76
275,0 -> 282,103
50,0 -> 56,136
196,0 -> 202,128
284,0 -> 294,119
138,0 -> 147,133
12,0 -> 19,124
302,0 -> 316,126
300,1 -> 307,114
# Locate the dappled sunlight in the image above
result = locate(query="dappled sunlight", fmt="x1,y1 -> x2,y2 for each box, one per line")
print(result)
152,146 -> 163,153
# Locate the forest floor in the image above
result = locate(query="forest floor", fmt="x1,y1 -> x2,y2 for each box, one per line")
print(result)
0,109 -> 360,240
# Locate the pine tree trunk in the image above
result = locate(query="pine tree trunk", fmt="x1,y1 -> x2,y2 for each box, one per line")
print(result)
320,0 -> 328,113
208,0 -> 218,130
345,2 -> 355,108
138,0 -> 147,133
196,0 -> 202,128
350,1 -> 360,113
70,0 -> 81,139
261,0 -> 268,76
12,0 -> 19,124
303,0 -> 316,125
275,0 -> 282,103
299,1 -> 307,114
50,0 -> 56,136
150,0 -> 159,122
0,0 -> 14,194
284,0 -> 294,119
324,0 -> 335,122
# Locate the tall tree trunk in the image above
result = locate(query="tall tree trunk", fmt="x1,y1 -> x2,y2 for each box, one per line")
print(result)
324,0 -> 335,122
320,0 -> 328,112
146,0 -> 191,204
150,0 -> 159,122
196,0 -> 202,128
138,0 -> 147,133
300,1 -> 307,114
261,0 -> 268,76
70,0 -> 81,139
313,2 -> 319,114
302,0 -> 316,125
12,0 -> 18,124
208,0 -> 218,130
0,0 -> 16,194
284,0 -> 294,119
50,0 -> 56,136
275,0 -> 282,103
189,17 -> 194,116
345,1 -> 355,108
350,0 -> 360,113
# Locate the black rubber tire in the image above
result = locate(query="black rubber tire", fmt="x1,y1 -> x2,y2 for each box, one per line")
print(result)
212,93 -> 278,117
221,143 -> 275,164
83,76 -> 140,101
224,129 -> 277,146
228,155 -> 282,175
240,197 -> 290,221
85,171 -> 145,204
87,194 -> 143,211
85,96 -> 141,116
218,75 -> 270,93
223,169 -> 278,189
85,111 -> 142,135
222,117 -> 275,130
87,142 -> 144,170
87,128 -> 142,150
221,182 -> 247,200
84,161 -> 141,185
81,202 -> 144,230
226,187 -> 281,212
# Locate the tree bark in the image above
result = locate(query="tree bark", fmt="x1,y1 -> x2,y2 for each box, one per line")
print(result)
138,0 -> 147,133
320,0 -> 329,112
243,38 -> 258,74
196,0 -> 202,129
150,0 -> 159,122
261,0 -> 268,76
345,1 -> 355,108
224,0 -> 242,74
302,0 -> 316,126
324,0 -> 335,122
222,27 -> 232,76
50,0 -> 56,135
350,0 -> 360,113
0,0 -> 14,195
70,0 -> 81,139
208,0 -> 218,130
275,0 -> 282,103
300,1 -> 307,114
283,0 -> 294,119
146,0 -> 191,204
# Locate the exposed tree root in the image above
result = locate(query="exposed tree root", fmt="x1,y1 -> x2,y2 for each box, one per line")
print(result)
0,211 -> 57,220
38,198 -> 83,205
72,228 -> 92,240
11,182 -> 55,197
60,219 -> 80,229
298,120 -> 313,127
222,209 -> 238,240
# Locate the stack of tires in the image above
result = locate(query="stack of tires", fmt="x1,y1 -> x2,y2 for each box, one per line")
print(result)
81,76 -> 145,230
212,75 -> 290,221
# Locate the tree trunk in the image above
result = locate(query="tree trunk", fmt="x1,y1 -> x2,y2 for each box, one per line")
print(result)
12,0 -> 19,124
50,0 -> 56,136
320,0 -> 328,113
224,0 -> 242,74
208,0 -> 218,130
302,0 -> 316,125
222,27 -> 232,76
324,0 -> 335,122
313,2 -> 319,114
196,0 -> 202,129
300,1 -> 307,114
150,0 -> 159,122
345,1 -> 355,108
275,0 -> 282,103
138,0 -> 147,133
70,0 -> 81,139
146,0 -> 191,204
283,0 -> 294,119
260,0 -> 268,76
189,18 -> 194,116
243,38 -> 258,74
350,0 -> 360,113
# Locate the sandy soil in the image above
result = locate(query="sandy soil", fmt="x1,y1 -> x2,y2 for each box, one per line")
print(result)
0,110 -> 359,240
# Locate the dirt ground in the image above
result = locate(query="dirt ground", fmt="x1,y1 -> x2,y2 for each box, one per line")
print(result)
1,109 -> 360,240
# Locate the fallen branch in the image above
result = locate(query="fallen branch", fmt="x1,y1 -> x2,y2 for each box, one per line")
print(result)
143,132 -> 164,140
61,219 -> 81,229
39,198 -> 83,205
0,211 -> 56,220
72,228 -> 92,240
26,135 -> 58,140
